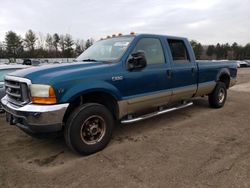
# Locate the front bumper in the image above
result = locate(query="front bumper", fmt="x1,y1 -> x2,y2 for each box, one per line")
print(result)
1,96 -> 69,133
0,104 -> 4,113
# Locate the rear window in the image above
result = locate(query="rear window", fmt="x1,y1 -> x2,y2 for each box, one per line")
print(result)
167,39 -> 190,63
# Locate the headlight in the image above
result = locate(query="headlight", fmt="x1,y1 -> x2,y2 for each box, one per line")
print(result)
30,84 -> 57,104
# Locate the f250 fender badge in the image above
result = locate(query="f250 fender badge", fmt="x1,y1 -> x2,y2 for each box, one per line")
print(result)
112,76 -> 123,81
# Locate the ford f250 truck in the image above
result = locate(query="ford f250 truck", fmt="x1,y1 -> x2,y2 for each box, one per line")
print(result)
1,34 -> 237,155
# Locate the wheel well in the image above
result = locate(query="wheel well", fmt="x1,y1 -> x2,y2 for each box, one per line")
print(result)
219,74 -> 230,88
63,92 -> 119,124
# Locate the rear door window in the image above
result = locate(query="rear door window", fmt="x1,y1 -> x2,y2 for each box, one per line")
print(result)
167,39 -> 190,63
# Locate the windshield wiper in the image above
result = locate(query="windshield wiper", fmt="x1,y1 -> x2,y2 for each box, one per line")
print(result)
82,59 -> 98,62
81,59 -> 114,64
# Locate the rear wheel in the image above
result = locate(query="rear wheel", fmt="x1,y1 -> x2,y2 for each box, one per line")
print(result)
208,82 -> 227,108
64,103 -> 114,155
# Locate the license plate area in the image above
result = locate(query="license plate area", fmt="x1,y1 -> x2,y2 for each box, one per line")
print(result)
6,112 -> 12,123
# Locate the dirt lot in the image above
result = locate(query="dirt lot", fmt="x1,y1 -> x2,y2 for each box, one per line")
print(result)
1,68 -> 250,188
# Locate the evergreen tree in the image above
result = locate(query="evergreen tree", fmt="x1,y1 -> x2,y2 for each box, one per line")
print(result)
64,34 -> 74,58
75,39 -> 85,56
24,29 -> 37,52
4,31 -> 23,59
232,42 -> 239,59
215,43 -> 223,59
244,43 -> 250,59
222,43 -> 231,59
190,40 -> 203,59
53,33 -> 60,54
206,45 -> 215,57
85,38 -> 94,49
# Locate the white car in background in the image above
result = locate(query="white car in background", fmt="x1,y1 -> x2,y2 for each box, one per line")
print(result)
244,60 -> 250,67
236,60 -> 249,68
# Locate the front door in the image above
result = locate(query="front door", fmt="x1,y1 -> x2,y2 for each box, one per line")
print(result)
124,37 -> 172,114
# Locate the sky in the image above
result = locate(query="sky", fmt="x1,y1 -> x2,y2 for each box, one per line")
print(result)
0,0 -> 250,45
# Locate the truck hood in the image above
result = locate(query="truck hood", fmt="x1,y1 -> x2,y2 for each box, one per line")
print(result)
8,61 -> 115,84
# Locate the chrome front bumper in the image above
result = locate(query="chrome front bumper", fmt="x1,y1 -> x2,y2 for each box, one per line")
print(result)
1,96 -> 69,133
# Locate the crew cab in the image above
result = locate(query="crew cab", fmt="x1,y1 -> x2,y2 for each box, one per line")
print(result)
1,34 -> 237,155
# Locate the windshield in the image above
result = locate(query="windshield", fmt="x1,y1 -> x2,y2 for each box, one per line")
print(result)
76,37 -> 134,62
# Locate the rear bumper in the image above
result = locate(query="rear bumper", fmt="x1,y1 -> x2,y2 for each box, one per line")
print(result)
1,96 -> 69,133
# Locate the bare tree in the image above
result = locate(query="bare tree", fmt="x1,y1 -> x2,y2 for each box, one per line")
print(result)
37,32 -> 45,49
0,41 -> 5,58
59,34 -> 65,56
45,33 -> 53,51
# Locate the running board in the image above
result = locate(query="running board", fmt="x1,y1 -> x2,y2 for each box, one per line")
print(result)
121,102 -> 193,124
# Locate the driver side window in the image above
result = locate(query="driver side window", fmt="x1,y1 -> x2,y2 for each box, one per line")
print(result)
133,38 -> 165,65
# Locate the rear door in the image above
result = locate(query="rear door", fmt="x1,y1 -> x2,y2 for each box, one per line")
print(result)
166,39 -> 198,102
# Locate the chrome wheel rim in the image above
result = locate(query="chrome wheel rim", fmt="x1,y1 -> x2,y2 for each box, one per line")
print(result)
218,88 -> 225,103
80,115 -> 106,145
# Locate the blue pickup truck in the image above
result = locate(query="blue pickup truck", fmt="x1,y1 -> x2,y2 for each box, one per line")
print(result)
1,34 -> 237,155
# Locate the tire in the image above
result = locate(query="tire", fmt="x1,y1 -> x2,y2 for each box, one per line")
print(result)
208,82 -> 227,108
64,103 -> 114,155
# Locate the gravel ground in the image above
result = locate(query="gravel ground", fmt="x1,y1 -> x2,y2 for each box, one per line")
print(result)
0,68 -> 250,188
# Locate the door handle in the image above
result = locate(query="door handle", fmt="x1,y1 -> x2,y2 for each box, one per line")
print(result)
166,70 -> 172,79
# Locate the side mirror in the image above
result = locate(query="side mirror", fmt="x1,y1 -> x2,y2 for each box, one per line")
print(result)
127,50 -> 147,71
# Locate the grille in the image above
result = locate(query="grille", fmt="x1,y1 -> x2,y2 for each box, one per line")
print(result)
5,79 -> 30,106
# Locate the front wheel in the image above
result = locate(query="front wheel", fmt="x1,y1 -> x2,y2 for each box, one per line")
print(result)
64,103 -> 114,155
208,82 -> 227,108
